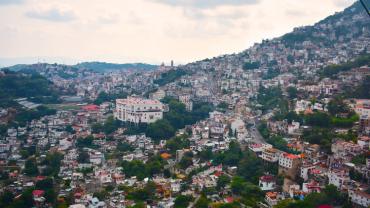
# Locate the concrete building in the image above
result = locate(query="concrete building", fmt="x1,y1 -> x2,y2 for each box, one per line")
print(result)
179,94 -> 193,111
115,97 -> 165,124
278,153 -> 302,179
348,189 -> 370,207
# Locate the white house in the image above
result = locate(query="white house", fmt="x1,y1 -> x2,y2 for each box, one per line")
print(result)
259,175 -> 276,191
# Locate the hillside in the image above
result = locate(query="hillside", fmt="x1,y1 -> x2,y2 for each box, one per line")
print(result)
0,70 -> 60,107
75,62 -> 157,72
180,1 -> 370,77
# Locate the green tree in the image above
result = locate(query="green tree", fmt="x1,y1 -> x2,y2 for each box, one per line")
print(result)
174,195 -> 193,208
0,191 -> 14,207
217,175 -> 231,191
287,87 -> 298,99
194,195 -> 209,208
24,158 -> 38,176
78,151 -> 90,163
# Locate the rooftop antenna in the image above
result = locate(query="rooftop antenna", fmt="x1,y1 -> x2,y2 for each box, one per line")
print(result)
359,0 -> 370,18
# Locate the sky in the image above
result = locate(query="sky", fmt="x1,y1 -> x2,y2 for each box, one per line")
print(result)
0,0 -> 357,66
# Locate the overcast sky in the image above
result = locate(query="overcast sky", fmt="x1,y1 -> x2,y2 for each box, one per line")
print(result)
0,0 -> 357,66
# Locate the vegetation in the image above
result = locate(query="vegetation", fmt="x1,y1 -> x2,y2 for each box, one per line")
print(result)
165,134 -> 190,154
0,70 -> 60,107
94,91 -> 128,105
275,185 -> 350,208
14,106 -> 56,127
230,176 -> 264,207
262,68 -> 280,80
91,98 -> 213,142
24,157 -> 39,176
242,61 -> 260,70
256,86 -> 288,114
320,54 -> 370,77
302,128 -> 334,151
287,86 -> 298,99
41,152 -> 64,177
154,69 -> 188,86
76,135 -> 98,149
174,195 -> 193,208
92,116 -> 122,135
75,62 -> 157,72
146,98 -> 213,141
344,75 -> 370,99
121,155 -> 165,180
351,153 -> 368,165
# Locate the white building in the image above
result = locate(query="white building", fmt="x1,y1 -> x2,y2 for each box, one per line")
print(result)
288,121 -> 300,135
355,99 -> 370,117
348,189 -> 370,207
115,97 -> 165,124
261,148 -> 280,163
328,170 -> 350,190
179,95 -> 193,111
259,175 -> 276,191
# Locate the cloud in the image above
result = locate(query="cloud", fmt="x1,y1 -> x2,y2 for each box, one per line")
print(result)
334,0 -> 356,7
97,14 -> 120,24
285,9 -> 307,17
152,0 -> 260,8
26,8 -> 77,22
0,0 -> 24,5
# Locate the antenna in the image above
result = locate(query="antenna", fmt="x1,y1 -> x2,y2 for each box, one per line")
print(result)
359,0 -> 370,18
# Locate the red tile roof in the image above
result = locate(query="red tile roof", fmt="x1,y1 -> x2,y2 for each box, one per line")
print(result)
82,105 -> 100,111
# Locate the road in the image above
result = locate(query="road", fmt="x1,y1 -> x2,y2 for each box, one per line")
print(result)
248,117 -> 266,144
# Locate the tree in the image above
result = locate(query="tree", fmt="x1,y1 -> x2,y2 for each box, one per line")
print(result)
103,116 -> 120,134
121,160 -> 148,180
198,148 -> 213,162
0,191 -> 14,207
174,195 -> 193,208
287,87 -> 298,99
24,158 -> 38,176
65,125 -> 75,134
305,112 -> 331,128
76,136 -> 95,149
231,176 -> 245,195
237,151 -> 264,183
217,175 -> 231,191
42,152 -> 63,177
243,61 -> 260,70
165,135 -> 190,154
178,152 -> 193,170
146,119 -> 175,141
194,195 -> 209,208
78,151 -> 90,163
327,97 -> 349,116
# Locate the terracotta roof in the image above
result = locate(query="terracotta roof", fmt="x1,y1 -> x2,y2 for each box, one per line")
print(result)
32,190 -> 45,197
82,105 -> 99,111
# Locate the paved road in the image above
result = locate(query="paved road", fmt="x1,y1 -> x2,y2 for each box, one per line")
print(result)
248,118 -> 266,144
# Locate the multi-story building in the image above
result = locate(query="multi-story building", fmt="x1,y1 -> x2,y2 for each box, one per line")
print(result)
179,94 -> 193,111
348,189 -> 370,207
355,99 -> 370,117
261,148 -> 281,163
115,97 -> 165,124
278,153 -> 302,179
259,175 -> 276,191
331,140 -> 363,159
328,169 -> 350,190
149,89 -> 166,101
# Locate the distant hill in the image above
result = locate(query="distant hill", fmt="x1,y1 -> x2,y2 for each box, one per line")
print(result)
74,62 -> 157,72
